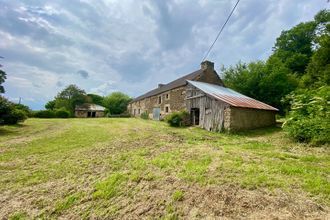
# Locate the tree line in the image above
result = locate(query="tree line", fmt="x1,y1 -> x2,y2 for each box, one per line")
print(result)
0,68 -> 132,122
221,9 -> 329,145
39,84 -> 132,117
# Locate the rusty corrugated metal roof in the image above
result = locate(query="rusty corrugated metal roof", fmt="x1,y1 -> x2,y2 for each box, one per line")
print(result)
187,80 -> 278,111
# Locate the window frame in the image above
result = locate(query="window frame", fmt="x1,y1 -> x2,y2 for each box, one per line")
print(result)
158,95 -> 162,104
164,104 -> 170,113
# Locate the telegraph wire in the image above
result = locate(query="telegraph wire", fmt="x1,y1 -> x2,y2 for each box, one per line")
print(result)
201,0 -> 241,61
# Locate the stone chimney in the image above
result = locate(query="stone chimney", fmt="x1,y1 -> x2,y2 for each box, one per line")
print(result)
158,83 -> 165,88
201,60 -> 214,71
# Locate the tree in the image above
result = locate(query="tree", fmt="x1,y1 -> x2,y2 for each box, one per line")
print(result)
103,92 -> 132,115
302,10 -> 330,88
87,93 -> 104,106
222,61 -> 266,99
55,84 -> 87,114
303,34 -> 330,87
271,21 -> 316,75
222,59 -> 298,114
0,69 -> 6,94
45,100 -> 56,110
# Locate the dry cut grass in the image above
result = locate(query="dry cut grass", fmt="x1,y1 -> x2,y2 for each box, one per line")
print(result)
0,118 -> 329,219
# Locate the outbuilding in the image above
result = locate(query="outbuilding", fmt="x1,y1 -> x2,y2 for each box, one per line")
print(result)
75,104 -> 106,118
186,80 -> 278,131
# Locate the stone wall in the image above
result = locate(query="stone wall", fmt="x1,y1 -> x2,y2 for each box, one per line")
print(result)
129,86 -> 186,118
196,69 -> 224,86
75,110 -> 105,118
129,63 -> 224,119
226,107 -> 276,131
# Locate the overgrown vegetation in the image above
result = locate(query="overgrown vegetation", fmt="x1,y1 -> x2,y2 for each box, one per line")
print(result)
165,110 -> 190,127
0,59 -> 29,125
0,118 -> 329,218
222,9 -> 330,145
33,108 -> 71,118
283,86 -> 329,145
140,111 -> 149,119
0,96 -> 28,125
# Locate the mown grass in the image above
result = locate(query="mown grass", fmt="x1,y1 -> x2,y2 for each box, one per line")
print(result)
0,118 -> 329,219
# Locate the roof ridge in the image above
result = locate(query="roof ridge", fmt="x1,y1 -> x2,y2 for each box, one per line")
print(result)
131,68 -> 203,102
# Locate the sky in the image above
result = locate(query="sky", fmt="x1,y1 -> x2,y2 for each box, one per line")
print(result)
0,0 -> 328,110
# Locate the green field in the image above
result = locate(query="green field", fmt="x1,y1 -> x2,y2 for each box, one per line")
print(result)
0,118 -> 329,219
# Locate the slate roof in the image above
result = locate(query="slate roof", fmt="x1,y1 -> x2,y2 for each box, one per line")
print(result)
75,103 -> 106,111
131,69 -> 203,102
187,80 -> 278,111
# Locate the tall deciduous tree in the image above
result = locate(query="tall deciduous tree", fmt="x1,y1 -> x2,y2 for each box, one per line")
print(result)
271,21 -> 316,75
87,94 -> 104,106
222,59 -> 298,114
45,100 -> 56,110
55,84 -> 87,114
103,92 -> 132,115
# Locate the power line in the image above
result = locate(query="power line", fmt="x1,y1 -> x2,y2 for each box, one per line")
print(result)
201,0 -> 241,61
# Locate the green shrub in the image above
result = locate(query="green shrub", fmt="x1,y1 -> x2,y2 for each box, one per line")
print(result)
13,103 -> 32,116
283,86 -> 330,145
140,112 -> 149,120
55,109 -> 70,118
2,109 -> 27,125
0,96 -> 27,125
165,111 -> 190,127
33,110 -> 56,118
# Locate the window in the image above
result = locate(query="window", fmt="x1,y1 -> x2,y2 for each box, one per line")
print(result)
158,96 -> 162,104
165,105 -> 170,113
138,109 -> 141,114
165,93 -> 170,100
133,109 -> 136,115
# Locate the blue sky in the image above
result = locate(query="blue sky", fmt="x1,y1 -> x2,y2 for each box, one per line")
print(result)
0,0 -> 328,110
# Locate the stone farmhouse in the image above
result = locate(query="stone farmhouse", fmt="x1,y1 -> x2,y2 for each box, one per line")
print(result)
128,61 -> 278,131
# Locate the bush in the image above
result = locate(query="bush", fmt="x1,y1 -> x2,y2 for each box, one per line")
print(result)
55,109 -> 70,118
2,109 -> 27,125
165,111 -> 190,127
283,86 -> 330,145
13,103 -> 32,116
33,110 -> 56,118
0,96 -> 27,125
140,112 -> 149,120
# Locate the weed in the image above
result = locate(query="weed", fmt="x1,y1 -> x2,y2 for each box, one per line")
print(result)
93,172 -> 127,199
172,190 -> 184,201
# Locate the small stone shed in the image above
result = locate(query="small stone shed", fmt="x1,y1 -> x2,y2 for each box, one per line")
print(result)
186,80 -> 278,131
75,104 -> 106,118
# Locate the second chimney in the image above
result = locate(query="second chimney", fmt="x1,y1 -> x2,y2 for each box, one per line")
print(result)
201,60 -> 214,71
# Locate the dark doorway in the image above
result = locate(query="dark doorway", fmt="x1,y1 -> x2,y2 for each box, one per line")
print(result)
87,111 -> 92,117
91,112 -> 96,117
191,108 -> 200,125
